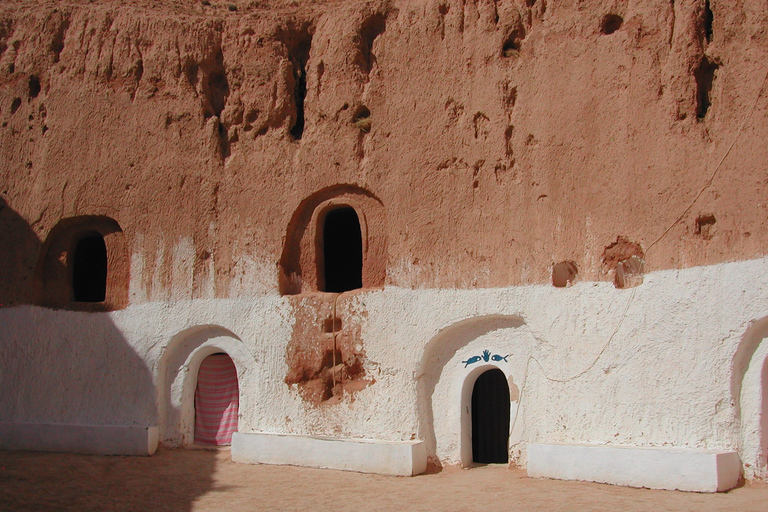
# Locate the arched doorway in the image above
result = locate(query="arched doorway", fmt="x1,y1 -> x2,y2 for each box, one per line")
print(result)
472,368 -> 510,464
194,353 -> 239,446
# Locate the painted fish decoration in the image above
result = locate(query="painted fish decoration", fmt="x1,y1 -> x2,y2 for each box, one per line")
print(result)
462,356 -> 482,368
461,350 -> 510,367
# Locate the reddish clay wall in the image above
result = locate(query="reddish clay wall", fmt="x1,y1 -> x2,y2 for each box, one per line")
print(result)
1,0 -> 767,305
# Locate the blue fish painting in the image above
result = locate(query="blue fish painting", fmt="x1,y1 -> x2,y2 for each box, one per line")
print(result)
461,350 -> 509,367
462,356 -> 482,368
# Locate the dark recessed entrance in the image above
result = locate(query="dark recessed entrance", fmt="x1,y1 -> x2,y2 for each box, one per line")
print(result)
472,368 -> 510,464
72,233 -> 108,302
322,207 -> 363,293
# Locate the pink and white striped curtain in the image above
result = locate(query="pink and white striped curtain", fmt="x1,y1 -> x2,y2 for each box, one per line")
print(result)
194,354 -> 239,445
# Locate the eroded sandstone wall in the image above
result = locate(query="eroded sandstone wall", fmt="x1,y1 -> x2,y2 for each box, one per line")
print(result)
1,0 -> 767,304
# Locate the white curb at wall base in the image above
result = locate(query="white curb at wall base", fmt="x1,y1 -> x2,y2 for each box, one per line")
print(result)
0,423 -> 158,456
527,443 -> 742,492
232,432 -> 427,476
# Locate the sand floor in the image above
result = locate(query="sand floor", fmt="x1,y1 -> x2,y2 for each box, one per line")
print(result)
1,448 -> 767,511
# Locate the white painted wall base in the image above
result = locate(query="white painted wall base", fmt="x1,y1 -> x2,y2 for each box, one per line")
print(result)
527,443 -> 742,492
0,423 -> 158,456
231,432 -> 427,476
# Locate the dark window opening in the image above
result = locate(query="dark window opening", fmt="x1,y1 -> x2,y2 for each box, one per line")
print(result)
72,233 -> 107,302
600,14 -> 623,35
28,75 -> 40,99
323,207 -> 363,293
704,0 -> 713,44
472,368 -> 510,464
286,31 -> 312,141
290,60 -> 307,140
695,56 -> 718,120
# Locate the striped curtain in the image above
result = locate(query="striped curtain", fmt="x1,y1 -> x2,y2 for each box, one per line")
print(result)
194,354 -> 239,446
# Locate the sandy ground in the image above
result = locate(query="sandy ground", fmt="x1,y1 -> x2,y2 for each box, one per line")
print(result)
1,449 -> 767,512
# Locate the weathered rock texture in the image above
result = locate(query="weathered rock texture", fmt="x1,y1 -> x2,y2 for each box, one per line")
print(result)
2,0 -> 767,303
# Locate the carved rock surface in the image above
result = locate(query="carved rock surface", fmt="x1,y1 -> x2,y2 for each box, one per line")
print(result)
1,0 -> 767,302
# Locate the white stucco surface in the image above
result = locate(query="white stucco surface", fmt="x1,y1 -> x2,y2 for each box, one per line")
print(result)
2,255 -> 768,482
231,432 -> 427,476
527,443 -> 742,492
0,423 -> 157,456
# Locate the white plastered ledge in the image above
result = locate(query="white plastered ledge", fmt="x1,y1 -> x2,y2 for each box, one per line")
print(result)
0,423 -> 158,456
231,432 -> 427,476
527,443 -> 742,492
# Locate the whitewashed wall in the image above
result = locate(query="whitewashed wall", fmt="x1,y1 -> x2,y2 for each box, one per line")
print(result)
1,256 -> 768,477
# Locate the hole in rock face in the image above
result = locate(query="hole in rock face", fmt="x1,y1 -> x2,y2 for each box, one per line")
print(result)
438,4 -> 449,15
695,56 -> 718,120
279,25 -> 312,141
352,105 -> 371,133
602,236 -> 645,289
501,19 -> 526,58
600,14 -> 623,35
320,349 -> 345,401
502,25 -> 525,58
322,349 -> 344,370
50,18 -> 69,63
28,75 -> 40,98
695,214 -> 716,240
72,233 -> 108,302
602,236 -> 644,271
206,68 -> 228,118
358,12 -> 386,75
323,317 -> 342,333
290,62 -> 307,139
10,97 -> 21,114
185,62 -> 199,88
502,39 -> 519,57
614,255 -> 644,289
322,207 -> 363,293
552,260 -> 578,287
704,0 -> 713,43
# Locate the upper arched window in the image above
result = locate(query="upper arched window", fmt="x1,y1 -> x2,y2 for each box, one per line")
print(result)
37,216 -> 128,311
72,232 -> 108,302
321,207 -> 363,293
278,185 -> 386,295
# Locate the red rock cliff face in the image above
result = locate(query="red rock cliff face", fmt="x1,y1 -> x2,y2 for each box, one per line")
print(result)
1,0 -> 767,304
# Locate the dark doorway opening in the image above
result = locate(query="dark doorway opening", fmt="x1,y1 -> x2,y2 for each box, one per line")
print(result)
72,233 -> 107,302
472,368 -> 510,464
323,207 -> 363,293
